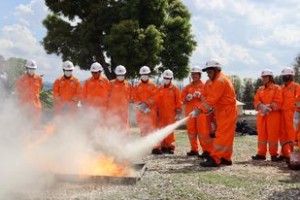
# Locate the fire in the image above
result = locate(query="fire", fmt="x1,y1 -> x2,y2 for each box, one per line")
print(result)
79,155 -> 132,177
25,125 -> 133,177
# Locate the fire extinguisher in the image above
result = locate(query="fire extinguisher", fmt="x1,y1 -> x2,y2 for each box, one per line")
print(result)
282,141 -> 300,170
207,111 -> 217,138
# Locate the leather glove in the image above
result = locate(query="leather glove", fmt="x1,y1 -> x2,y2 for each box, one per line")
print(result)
294,111 -> 300,131
189,108 -> 202,118
175,109 -> 182,121
186,94 -> 193,101
193,91 -> 201,98
137,102 -> 150,114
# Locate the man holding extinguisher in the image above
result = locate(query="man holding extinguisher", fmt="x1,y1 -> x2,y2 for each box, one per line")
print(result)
190,60 -> 238,167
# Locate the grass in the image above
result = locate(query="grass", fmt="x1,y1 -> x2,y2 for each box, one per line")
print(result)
22,130 -> 300,200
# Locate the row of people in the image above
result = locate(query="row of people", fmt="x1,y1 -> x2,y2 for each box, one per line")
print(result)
15,59 -> 238,167
252,68 -> 300,162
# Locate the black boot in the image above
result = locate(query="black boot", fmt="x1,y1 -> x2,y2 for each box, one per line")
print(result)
168,148 -> 174,154
277,155 -> 287,161
251,154 -> 266,160
271,155 -> 281,162
186,150 -> 199,156
221,158 -> 232,166
200,157 -> 219,167
161,147 -> 168,154
152,149 -> 163,155
198,151 -> 210,159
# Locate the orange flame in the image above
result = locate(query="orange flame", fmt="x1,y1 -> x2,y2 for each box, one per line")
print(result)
79,155 -> 131,177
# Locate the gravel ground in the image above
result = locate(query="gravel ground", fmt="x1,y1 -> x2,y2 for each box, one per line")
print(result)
11,130 -> 300,200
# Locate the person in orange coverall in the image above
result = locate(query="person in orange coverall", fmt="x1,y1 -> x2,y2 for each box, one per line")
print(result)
82,62 -> 110,111
279,67 -> 300,160
182,66 -> 212,158
107,65 -> 132,136
53,60 -> 82,115
157,69 -> 182,154
251,69 -> 282,162
190,60 -> 237,167
293,85 -> 300,148
134,66 -> 160,154
16,60 -> 43,125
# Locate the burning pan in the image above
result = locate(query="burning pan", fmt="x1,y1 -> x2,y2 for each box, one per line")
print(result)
54,163 -> 146,185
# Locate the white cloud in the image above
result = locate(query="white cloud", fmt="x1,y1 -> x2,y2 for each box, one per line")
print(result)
15,4 -> 33,16
0,0 -> 91,82
183,0 -> 300,78
265,53 -> 279,66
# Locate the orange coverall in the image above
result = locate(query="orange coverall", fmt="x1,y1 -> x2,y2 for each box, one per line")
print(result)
157,83 -> 182,150
53,75 -> 82,115
280,82 -> 300,157
254,83 -> 282,157
182,81 -> 212,153
107,79 -> 132,135
134,81 -> 158,145
291,83 -> 300,149
16,73 -> 43,124
198,72 -> 238,164
82,75 -> 110,110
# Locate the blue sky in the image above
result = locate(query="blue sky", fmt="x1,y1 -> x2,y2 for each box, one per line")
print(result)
1,0 -> 300,82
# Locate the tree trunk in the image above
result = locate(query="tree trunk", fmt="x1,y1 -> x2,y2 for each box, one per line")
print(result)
97,52 -> 114,80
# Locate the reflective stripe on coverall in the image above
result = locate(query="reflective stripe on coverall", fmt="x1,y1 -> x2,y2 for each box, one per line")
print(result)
82,75 -> 110,109
134,80 -> 159,149
293,85 -> 300,148
280,82 -> 300,157
182,81 -> 212,153
16,73 -> 43,124
157,83 -> 182,150
254,83 -> 282,157
53,75 -> 82,115
198,72 -> 237,164
107,79 -> 132,135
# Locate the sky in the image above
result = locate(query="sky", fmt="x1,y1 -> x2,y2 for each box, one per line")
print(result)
1,0 -> 300,82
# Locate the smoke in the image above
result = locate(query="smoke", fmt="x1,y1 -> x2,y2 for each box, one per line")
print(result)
0,81 -> 188,198
123,117 -> 189,162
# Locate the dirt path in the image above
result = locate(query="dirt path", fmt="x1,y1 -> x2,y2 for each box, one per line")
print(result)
14,131 -> 300,200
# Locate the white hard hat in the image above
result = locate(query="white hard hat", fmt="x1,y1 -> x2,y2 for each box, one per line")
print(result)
139,66 -> 151,75
281,67 -> 295,76
202,60 -> 222,72
25,60 -> 37,69
115,65 -> 127,75
163,69 -> 173,79
90,62 -> 103,72
261,69 -> 273,77
62,60 -> 75,70
191,66 -> 202,73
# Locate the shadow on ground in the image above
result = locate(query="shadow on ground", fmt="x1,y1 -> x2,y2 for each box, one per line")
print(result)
267,187 -> 300,200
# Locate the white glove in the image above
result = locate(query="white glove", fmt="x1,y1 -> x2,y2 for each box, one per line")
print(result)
189,108 -> 202,118
294,111 -> 300,131
186,94 -> 193,101
137,102 -> 150,114
258,104 -> 272,115
193,91 -> 201,98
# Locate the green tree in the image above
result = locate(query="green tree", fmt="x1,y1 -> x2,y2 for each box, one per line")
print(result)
42,0 -> 196,79
293,54 -> 300,83
3,57 -> 26,89
242,78 -> 255,109
274,75 -> 283,85
230,75 -> 242,100
254,78 -> 263,92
